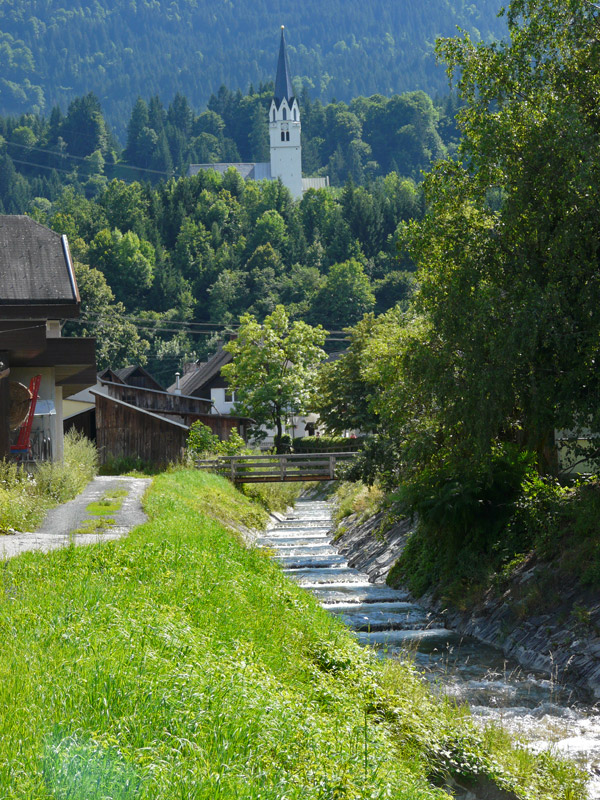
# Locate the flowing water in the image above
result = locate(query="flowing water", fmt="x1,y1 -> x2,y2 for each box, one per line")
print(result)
257,498 -> 600,797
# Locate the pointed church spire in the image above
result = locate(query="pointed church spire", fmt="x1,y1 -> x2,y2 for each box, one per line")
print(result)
274,26 -> 294,107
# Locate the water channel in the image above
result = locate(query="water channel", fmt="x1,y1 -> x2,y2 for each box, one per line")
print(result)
257,498 -> 600,798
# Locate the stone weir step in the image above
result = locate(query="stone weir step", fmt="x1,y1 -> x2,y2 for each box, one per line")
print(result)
276,555 -> 347,569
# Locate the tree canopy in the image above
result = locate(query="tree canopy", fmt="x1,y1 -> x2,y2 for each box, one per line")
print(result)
362,0 -> 600,478
222,306 -> 327,451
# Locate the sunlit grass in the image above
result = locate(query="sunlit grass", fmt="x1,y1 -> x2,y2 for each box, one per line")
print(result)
0,469 -> 586,799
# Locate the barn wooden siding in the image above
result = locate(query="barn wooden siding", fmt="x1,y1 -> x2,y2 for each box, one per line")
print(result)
102,381 -> 212,417
95,394 -> 188,466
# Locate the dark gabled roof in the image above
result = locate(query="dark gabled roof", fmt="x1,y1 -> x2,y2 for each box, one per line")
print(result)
0,216 -> 79,316
98,368 -> 125,385
274,27 -> 294,108
168,345 -> 232,396
115,365 -> 164,392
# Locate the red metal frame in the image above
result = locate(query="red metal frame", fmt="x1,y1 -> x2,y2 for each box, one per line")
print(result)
11,374 -> 41,458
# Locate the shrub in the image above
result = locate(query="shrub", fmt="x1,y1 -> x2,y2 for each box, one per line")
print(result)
187,422 -> 249,458
292,435 -> 364,453
389,445 -> 535,602
35,429 -> 98,502
241,482 -> 304,513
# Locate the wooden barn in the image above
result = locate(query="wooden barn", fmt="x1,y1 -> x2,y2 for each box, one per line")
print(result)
90,375 -> 253,466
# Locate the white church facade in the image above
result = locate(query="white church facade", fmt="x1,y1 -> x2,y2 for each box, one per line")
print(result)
188,28 -> 329,199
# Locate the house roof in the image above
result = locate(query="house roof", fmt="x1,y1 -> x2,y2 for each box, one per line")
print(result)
274,27 -> 295,107
0,216 -> 79,317
168,346 -> 232,396
114,365 -> 164,391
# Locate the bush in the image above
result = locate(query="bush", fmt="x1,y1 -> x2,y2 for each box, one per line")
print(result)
292,435 -> 364,453
187,422 -> 249,458
35,429 -> 98,502
333,481 -> 384,524
389,445 -> 534,602
241,482 -> 304,513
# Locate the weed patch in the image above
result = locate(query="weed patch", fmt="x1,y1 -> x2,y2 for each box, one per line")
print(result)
0,431 -> 97,532
72,517 -> 115,536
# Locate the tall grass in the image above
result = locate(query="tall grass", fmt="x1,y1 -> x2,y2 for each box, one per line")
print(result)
0,430 -> 97,532
241,480 -> 304,513
0,469 -> 585,799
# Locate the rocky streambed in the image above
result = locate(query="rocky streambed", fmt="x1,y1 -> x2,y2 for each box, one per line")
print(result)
259,499 -> 600,798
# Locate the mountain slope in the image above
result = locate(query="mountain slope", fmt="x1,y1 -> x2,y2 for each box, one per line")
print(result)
0,0 -> 506,137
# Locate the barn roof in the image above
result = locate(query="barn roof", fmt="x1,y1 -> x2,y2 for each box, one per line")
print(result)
169,346 -> 232,396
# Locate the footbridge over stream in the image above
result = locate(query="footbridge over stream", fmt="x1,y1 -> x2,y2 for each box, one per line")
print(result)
196,452 -> 356,484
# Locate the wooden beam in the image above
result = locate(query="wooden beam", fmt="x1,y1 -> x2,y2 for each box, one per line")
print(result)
0,323 -> 47,361
25,337 -> 96,368
0,302 -> 80,319
0,353 -> 9,460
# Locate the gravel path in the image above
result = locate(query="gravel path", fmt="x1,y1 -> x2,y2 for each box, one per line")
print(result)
0,476 -> 152,560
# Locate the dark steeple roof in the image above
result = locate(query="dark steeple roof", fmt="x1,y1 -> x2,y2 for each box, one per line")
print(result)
274,26 -> 294,107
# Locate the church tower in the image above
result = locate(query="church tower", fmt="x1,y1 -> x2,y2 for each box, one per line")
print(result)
269,27 -> 303,199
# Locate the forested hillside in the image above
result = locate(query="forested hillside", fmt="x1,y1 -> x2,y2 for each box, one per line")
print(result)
0,85 -> 459,210
0,0 -> 505,137
0,78 -> 459,385
28,170 -> 420,383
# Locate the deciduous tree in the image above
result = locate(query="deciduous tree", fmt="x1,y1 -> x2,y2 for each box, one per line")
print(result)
222,305 -> 327,451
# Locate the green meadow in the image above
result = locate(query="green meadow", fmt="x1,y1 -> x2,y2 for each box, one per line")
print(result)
0,470 -> 585,799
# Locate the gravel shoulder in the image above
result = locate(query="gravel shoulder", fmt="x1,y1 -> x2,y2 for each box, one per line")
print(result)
0,475 -> 152,560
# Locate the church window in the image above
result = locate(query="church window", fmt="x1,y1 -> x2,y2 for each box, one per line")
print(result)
286,131 -> 290,141
281,132 -> 285,141
272,109 -> 276,122
293,108 -> 297,121
282,107 -> 287,120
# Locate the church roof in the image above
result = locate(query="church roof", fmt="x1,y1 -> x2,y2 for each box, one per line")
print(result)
274,27 -> 294,107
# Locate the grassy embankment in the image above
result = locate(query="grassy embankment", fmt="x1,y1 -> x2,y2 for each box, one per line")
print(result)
387,472 -> 600,614
0,469 -> 584,799
0,430 -> 98,533
334,471 -> 600,646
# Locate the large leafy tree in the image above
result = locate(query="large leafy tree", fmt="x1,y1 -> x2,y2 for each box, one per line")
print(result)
222,305 -> 327,451
309,259 -> 375,329
315,314 -> 381,434
396,0 -> 600,474
67,262 -> 149,369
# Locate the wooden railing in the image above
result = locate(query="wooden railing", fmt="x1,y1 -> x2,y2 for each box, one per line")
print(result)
196,452 -> 356,483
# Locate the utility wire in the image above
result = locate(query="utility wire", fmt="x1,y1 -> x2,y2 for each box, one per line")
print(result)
70,316 -> 349,342
5,139 -> 175,177
76,309 -> 350,334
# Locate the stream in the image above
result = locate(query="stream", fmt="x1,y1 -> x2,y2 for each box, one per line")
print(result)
257,498 -> 600,798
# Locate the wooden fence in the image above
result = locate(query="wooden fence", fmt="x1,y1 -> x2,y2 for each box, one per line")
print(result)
196,452 -> 356,483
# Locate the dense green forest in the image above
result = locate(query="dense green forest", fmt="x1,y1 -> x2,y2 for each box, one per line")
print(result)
0,84 -> 460,210
0,0 -> 504,138
27,169 -> 420,383
0,82 -> 459,388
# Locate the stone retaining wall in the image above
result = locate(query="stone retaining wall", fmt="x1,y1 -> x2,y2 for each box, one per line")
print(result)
334,510 -> 600,700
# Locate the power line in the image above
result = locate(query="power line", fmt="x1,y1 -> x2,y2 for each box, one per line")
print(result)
76,309 -> 350,334
70,315 -> 349,342
5,139 -> 174,178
